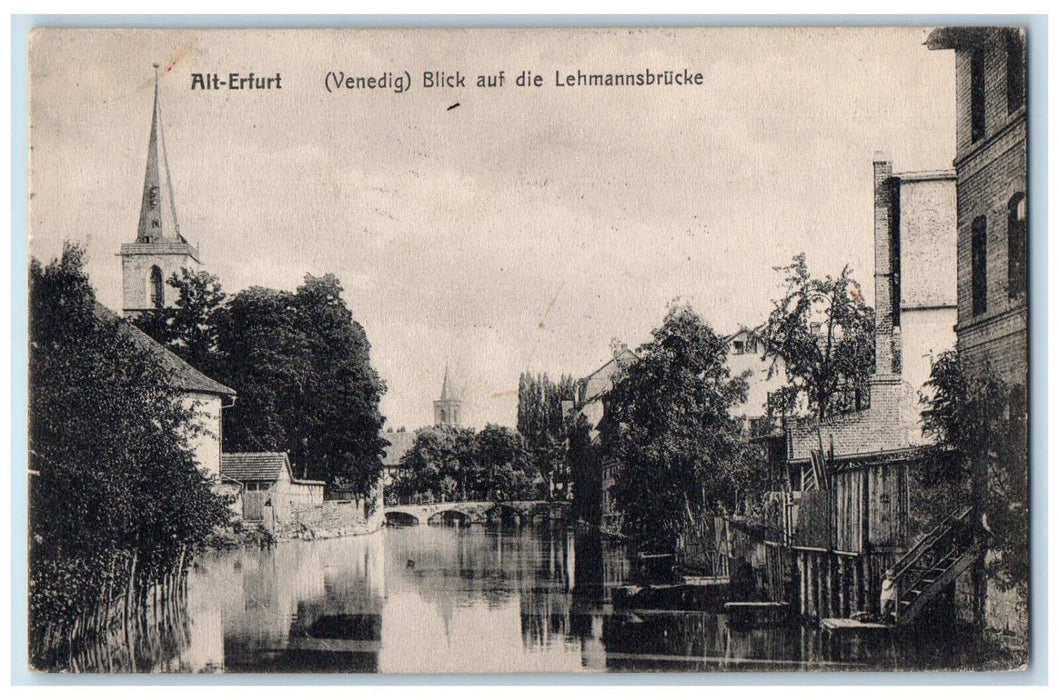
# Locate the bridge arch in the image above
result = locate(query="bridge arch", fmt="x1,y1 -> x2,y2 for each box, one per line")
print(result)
428,509 -> 472,527
384,510 -> 420,527
486,503 -> 521,526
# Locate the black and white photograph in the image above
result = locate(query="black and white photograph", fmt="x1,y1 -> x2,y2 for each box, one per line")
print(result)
23,25 -> 1032,674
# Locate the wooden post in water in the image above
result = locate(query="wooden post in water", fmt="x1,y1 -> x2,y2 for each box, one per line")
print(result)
806,553 -> 816,618
797,552 -> 807,615
837,557 -> 847,617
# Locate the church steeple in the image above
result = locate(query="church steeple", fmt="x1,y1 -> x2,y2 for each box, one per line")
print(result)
434,366 -> 462,427
440,365 -> 453,401
136,65 -> 185,245
119,65 -> 202,316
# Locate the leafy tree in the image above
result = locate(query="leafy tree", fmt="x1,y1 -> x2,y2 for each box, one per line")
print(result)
215,275 -> 387,501
390,424 -> 534,502
393,425 -> 479,502
29,244 -> 229,655
921,350 -> 1028,609
132,268 -> 227,373
476,424 -> 535,500
517,372 -> 576,497
757,253 -> 875,420
599,302 -> 758,550
568,414 -> 602,526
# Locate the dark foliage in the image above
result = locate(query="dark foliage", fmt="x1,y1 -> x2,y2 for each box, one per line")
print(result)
599,302 -> 761,550
390,423 -> 536,503
757,253 -> 875,420
517,372 -> 576,497
136,270 -> 388,502
921,350 -> 1028,596
29,244 -> 230,654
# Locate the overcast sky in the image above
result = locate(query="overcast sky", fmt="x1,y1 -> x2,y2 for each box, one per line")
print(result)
29,27 -> 955,430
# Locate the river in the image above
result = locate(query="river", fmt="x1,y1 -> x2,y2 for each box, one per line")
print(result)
46,523 -> 990,673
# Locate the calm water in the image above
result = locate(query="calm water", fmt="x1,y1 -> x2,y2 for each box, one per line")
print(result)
48,524 -> 988,673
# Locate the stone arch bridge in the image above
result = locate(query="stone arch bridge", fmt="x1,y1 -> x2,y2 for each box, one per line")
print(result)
382,500 -> 570,527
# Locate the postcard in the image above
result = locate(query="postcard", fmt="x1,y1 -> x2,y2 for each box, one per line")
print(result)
26,26 -> 1031,673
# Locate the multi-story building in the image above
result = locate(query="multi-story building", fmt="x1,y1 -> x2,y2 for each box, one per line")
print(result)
927,27 -> 1027,390
927,26 -> 1029,640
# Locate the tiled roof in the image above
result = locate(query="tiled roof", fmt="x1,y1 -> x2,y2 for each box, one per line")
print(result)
381,431 -> 416,467
221,452 -> 289,483
96,303 -> 236,397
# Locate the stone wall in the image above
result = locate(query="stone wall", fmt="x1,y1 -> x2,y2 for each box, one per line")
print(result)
267,500 -> 383,541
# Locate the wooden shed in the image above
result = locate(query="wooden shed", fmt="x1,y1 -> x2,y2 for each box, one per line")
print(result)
220,452 -> 325,524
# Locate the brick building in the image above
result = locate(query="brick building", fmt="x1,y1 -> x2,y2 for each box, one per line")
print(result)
927,28 -> 1027,388
927,26 -> 1029,641
769,155 -> 959,621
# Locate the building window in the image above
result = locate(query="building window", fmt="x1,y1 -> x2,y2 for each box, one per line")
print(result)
972,216 -> 988,315
1008,193 -> 1027,299
149,265 -> 164,308
971,47 -> 986,143
732,340 -> 745,355
1007,28 -> 1026,114
746,338 -> 758,354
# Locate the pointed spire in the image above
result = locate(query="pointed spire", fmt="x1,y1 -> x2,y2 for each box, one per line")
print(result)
136,64 -> 184,244
440,365 -> 453,401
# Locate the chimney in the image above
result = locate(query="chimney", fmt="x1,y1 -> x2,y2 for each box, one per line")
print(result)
873,153 -> 896,375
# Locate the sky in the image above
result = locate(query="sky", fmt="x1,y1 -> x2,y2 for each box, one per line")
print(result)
28,27 -> 956,430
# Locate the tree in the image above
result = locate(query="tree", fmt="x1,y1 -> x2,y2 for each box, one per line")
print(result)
394,425 -> 479,502
599,302 -> 759,550
921,351 -> 1028,612
568,414 -> 602,526
29,244 -> 229,656
215,275 -> 387,502
757,253 -> 875,420
132,268 -> 227,373
475,424 -> 535,500
517,372 -> 576,497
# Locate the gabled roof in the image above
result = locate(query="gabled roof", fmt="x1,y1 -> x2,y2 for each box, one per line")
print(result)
381,431 -> 416,467
220,451 -> 325,485
96,303 -> 236,397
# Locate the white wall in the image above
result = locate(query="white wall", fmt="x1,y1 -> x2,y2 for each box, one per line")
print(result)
180,392 -> 223,480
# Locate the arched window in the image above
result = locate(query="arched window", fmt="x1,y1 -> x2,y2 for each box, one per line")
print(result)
971,216 -> 988,315
150,265 -> 164,308
1008,193 -> 1027,299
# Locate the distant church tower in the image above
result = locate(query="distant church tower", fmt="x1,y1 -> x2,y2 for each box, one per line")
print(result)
119,65 -> 201,316
433,366 -> 462,427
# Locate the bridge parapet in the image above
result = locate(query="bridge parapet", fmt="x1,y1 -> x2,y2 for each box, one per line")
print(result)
382,500 -> 570,526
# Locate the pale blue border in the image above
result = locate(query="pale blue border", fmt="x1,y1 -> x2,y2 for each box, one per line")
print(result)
10,13 -> 1048,686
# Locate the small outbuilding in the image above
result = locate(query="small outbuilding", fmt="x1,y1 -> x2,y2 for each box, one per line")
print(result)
220,452 -> 325,524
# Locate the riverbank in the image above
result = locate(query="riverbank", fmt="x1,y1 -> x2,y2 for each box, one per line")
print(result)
205,511 -> 384,550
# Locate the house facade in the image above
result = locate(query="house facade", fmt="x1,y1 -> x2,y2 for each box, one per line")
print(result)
221,452 -> 326,526
928,26 -> 1029,640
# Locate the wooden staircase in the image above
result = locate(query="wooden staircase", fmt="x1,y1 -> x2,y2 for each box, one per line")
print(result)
891,506 -> 979,626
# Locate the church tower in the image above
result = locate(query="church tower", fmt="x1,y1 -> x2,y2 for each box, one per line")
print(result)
119,65 -> 201,316
433,366 -> 462,427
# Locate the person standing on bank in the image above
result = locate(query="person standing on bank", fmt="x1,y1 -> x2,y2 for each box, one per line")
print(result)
880,568 -> 896,623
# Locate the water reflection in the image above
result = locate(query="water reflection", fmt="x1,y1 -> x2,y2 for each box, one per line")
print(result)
41,523 -> 987,672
